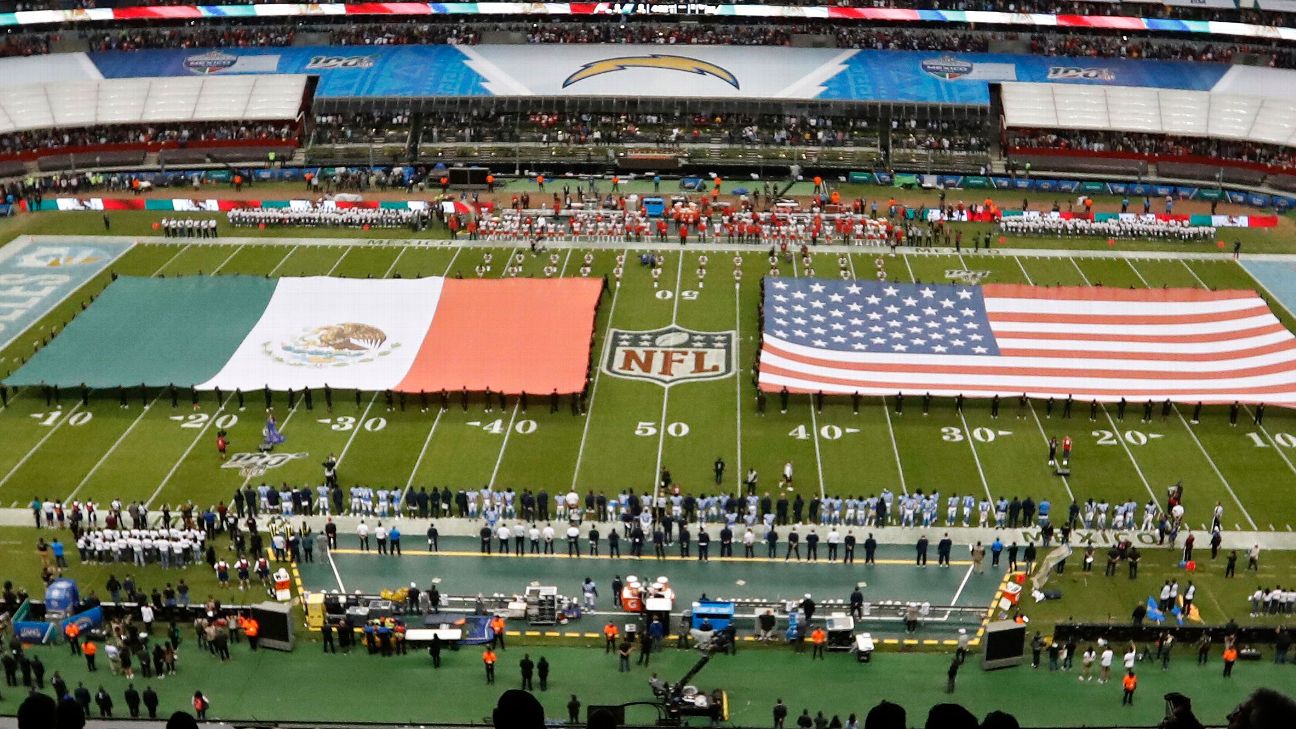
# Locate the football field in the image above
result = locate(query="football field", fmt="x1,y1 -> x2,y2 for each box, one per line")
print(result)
3,236 -> 1296,539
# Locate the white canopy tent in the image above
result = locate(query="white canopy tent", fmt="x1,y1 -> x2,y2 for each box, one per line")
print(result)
1000,82 -> 1296,149
0,75 -> 309,135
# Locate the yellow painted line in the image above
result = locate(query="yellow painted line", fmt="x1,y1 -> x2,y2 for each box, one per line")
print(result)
581,632 -> 600,638
506,631 -> 522,636
940,640 -> 957,646
326,549 -> 971,566
902,639 -> 919,645
881,639 -> 899,645
921,640 -> 939,645
544,631 -> 561,637
524,631 -> 541,637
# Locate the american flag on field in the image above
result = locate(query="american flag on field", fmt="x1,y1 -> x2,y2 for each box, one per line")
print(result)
758,277 -> 1296,404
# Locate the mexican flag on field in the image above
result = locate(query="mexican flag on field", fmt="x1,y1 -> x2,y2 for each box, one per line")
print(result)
7,276 -> 602,395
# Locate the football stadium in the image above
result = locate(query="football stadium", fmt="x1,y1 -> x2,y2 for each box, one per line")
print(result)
3,2 -> 1296,728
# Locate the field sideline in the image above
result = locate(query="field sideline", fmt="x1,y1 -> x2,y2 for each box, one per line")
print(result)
1,236 -> 1296,541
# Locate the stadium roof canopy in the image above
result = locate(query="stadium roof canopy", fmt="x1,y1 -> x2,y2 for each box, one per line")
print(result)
0,75 -> 308,135
1000,82 -> 1296,149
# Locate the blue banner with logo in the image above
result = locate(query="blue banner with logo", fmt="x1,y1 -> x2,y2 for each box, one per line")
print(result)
86,45 -> 1229,103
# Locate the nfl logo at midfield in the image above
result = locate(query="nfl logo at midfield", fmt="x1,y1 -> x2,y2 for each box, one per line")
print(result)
604,325 -> 735,386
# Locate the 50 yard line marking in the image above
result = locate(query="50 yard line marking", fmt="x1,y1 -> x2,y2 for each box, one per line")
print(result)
652,252 -> 687,502
570,249 -> 629,490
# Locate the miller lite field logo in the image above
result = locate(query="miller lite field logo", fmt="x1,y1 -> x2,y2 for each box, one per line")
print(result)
604,325 -> 735,386
563,55 -> 739,89
945,269 -> 990,285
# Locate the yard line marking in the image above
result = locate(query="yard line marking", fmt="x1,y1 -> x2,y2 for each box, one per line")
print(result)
267,245 -> 298,277
1069,258 -> 1092,285
487,402 -> 520,487
956,408 -> 994,501
559,248 -> 573,276
151,244 -> 192,276
399,245 -> 478,491
324,246 -> 352,276
950,564 -> 975,606
0,402 -> 83,489
146,394 -> 235,507
881,398 -> 908,495
1100,404 -> 1158,503
1126,259 -> 1151,288
1014,256 -> 1035,285
570,249 -> 628,490
335,392 -> 379,468
792,255 -> 827,502
1241,405 -> 1296,478
1181,260 -> 1210,289
210,245 -> 242,274
901,253 -> 917,284
404,407 -> 445,490
65,393 -> 164,502
325,544 -> 347,592
652,252 -> 687,501
381,246 -> 408,278
1026,401 -> 1075,503
1172,404 -> 1257,529
956,252 -> 970,271
733,268 -> 743,496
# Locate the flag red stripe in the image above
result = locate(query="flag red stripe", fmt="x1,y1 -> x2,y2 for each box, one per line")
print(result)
758,364 -> 1296,398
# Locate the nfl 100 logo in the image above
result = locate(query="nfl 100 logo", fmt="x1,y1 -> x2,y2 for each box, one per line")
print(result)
604,325 -> 735,386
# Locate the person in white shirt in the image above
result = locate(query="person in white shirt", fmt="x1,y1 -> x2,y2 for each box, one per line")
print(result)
566,525 -> 580,557
1081,647 -> 1096,681
542,524 -> 555,555
357,521 -> 370,552
1123,647 -> 1137,671
1100,647 -> 1114,683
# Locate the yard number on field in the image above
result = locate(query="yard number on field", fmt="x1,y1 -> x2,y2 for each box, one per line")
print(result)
656,290 -> 699,301
1245,432 -> 1296,448
941,426 -> 1011,443
636,421 -> 690,437
789,424 -> 860,441
317,416 -> 387,432
467,419 -> 538,435
172,413 -> 239,429
1093,429 -> 1162,446
30,410 -> 93,427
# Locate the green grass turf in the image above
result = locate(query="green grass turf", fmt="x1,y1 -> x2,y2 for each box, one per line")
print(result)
2,238 -> 1296,535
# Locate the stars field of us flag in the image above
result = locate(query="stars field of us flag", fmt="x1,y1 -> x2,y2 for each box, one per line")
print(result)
758,277 -> 1296,404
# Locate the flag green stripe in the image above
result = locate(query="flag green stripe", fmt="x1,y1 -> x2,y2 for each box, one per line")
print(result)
4,276 -> 278,389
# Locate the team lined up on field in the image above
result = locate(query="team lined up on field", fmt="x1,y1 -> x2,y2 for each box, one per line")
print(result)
465,207 -> 968,248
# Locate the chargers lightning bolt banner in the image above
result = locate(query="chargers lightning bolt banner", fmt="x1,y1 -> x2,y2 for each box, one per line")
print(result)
759,279 -> 1296,404
6,276 -> 602,394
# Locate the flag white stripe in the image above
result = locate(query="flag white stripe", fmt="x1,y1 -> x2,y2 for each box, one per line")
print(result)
766,334 -> 1296,365
995,330 -> 1292,354
982,295 -> 1263,315
989,313 -> 1279,337
760,350 -> 1296,389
